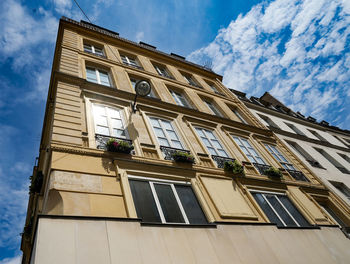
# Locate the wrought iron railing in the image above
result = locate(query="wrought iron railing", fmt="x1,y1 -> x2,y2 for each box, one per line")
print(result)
122,62 -> 143,70
95,134 -> 132,151
160,146 -> 191,161
84,50 -> 107,58
211,155 -> 236,169
286,169 -> 310,182
252,163 -> 272,175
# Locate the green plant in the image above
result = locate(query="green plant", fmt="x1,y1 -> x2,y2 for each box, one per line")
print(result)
22,216 -> 34,240
264,167 -> 283,178
224,160 -> 245,176
106,138 -> 134,154
172,151 -> 195,163
29,171 -> 43,194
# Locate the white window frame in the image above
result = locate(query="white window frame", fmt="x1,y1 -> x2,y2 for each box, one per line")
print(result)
233,136 -> 266,164
92,104 -> 128,139
149,117 -> 184,149
154,65 -> 171,78
264,144 -> 296,170
204,100 -> 223,117
86,67 -> 111,87
170,90 -> 190,108
120,54 -> 139,67
84,43 -> 104,56
195,127 -> 229,157
250,190 -> 304,227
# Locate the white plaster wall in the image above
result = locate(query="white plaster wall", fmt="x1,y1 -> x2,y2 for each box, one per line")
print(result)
31,218 -> 350,264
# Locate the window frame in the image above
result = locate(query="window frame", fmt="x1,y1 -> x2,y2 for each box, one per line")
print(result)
128,176 -> 207,225
195,127 -> 229,157
170,90 -> 191,108
148,116 -> 185,150
232,109 -> 248,124
204,100 -> 223,117
85,66 -> 112,87
120,53 -> 142,69
83,43 -> 105,57
232,136 -> 266,164
264,144 -> 295,170
153,64 -> 172,78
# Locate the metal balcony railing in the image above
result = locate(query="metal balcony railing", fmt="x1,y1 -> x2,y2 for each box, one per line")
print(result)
211,155 -> 236,169
252,163 -> 272,175
286,169 -> 310,182
159,146 -> 191,161
95,134 -> 132,151
122,62 -> 143,70
84,50 -> 107,59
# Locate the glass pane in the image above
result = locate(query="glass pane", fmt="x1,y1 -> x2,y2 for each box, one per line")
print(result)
206,130 -> 216,140
95,115 -> 107,126
154,127 -> 165,137
158,138 -> 170,147
175,185 -> 207,224
120,55 -> 128,64
150,118 -> 160,128
94,47 -> 103,55
279,196 -> 310,227
96,126 -> 109,136
111,118 -> 123,129
99,71 -> 110,86
171,140 -> 183,149
86,68 -> 97,83
265,195 -> 297,227
202,138 -> 211,147
130,79 -> 137,89
195,128 -> 204,137
253,193 -> 283,226
256,157 -> 265,164
84,44 -> 92,52
167,131 -> 179,140
207,147 -> 217,155
162,120 -> 173,130
108,108 -> 121,118
211,140 -> 222,149
154,184 -> 185,223
93,105 -> 105,116
129,180 -> 161,223
218,150 -> 228,157
113,129 -> 125,138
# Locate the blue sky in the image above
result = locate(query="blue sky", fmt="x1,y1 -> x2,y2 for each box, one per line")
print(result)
0,0 -> 349,263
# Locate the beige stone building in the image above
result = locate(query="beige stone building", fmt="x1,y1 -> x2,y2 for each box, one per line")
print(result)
21,17 -> 350,264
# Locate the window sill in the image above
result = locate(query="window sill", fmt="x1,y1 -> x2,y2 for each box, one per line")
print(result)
140,222 -> 216,228
276,225 -> 320,229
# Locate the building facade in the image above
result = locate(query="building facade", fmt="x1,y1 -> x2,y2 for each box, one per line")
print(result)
21,17 -> 350,263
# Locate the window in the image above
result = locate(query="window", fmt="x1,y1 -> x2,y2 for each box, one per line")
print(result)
308,129 -> 327,142
84,43 -> 104,57
154,64 -> 173,79
264,144 -> 295,170
252,191 -> 310,227
232,109 -> 248,124
182,73 -> 201,88
330,181 -> 350,200
314,148 -> 350,174
129,178 -> 207,224
258,114 -> 279,129
233,136 -> 265,164
285,123 -> 306,136
130,77 -> 156,98
120,54 -> 142,69
195,127 -> 228,157
204,100 -> 223,117
86,67 -> 111,86
170,90 -> 191,108
287,141 -> 323,169
149,117 -> 183,149
92,104 -> 127,138
338,153 -> 350,164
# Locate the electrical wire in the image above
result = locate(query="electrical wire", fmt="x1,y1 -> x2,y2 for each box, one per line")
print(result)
72,0 -> 92,23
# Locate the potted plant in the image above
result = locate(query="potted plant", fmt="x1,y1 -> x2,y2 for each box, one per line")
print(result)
106,138 -> 134,154
264,167 -> 283,179
172,151 -> 195,164
224,160 -> 245,176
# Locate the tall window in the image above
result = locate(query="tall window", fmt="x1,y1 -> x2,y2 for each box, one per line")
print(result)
86,67 -> 111,86
120,54 -> 142,69
92,104 -> 126,138
285,123 -> 306,136
130,77 -> 156,98
264,144 -> 295,170
338,153 -> 350,164
170,90 -> 191,108
232,109 -> 248,124
84,43 -> 104,57
252,192 -> 310,227
287,141 -> 323,168
195,127 -> 228,157
330,181 -> 350,200
182,73 -> 201,87
149,117 -> 183,149
308,129 -> 327,142
258,114 -> 279,129
233,136 -> 265,164
129,178 -> 207,224
314,148 -> 350,174
204,100 -> 223,117
154,64 -> 172,79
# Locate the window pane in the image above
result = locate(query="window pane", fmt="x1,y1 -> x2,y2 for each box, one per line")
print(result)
154,184 -> 185,223
84,44 -> 92,52
253,193 -> 283,226
96,126 -> 109,135
207,147 -> 218,155
162,120 -> 173,130
94,47 -> 103,55
99,71 -> 110,86
171,140 -> 183,149
195,128 -> 205,137
159,138 -> 170,147
150,118 -> 160,128
154,127 -> 165,137
110,118 -> 123,129
167,131 -> 179,141
175,185 -> 207,224
95,115 -> 108,126
211,140 -> 222,149
113,129 -> 125,138
202,138 -> 211,147
129,180 -> 161,223
218,150 -> 228,157
86,68 -> 97,83
206,130 -> 216,140
278,196 -> 310,227
265,195 -> 297,227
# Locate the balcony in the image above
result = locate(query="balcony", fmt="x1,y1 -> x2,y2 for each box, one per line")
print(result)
286,169 -> 310,182
95,134 -> 132,151
160,146 -> 192,161
252,163 -> 272,175
211,155 -> 235,169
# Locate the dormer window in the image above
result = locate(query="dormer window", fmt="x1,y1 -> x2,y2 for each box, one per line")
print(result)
84,43 -> 104,57
120,54 -> 142,69
86,66 -> 111,87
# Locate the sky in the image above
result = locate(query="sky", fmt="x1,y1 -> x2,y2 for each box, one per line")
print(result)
0,0 -> 349,263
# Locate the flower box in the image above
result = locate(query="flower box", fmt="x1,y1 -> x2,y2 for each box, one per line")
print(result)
172,151 -> 195,164
264,167 -> 283,179
224,160 -> 245,176
106,138 -> 134,154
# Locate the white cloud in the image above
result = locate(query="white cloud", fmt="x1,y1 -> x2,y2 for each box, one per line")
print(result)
188,0 -> 350,128
0,255 -> 22,264
136,31 -> 145,42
